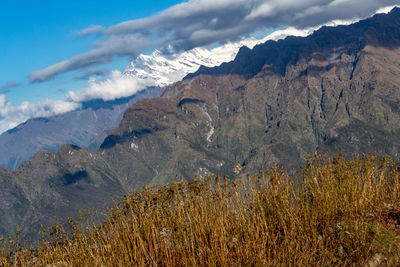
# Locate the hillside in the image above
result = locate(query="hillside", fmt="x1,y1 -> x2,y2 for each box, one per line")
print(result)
0,87 -> 163,170
0,29 -> 283,171
2,155 -> 400,266
101,7 -> 400,183
1,8 -> 400,239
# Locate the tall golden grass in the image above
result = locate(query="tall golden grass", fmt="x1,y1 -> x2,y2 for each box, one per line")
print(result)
1,154 -> 400,266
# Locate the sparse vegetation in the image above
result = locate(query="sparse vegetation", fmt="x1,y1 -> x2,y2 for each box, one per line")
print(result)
1,154 -> 400,266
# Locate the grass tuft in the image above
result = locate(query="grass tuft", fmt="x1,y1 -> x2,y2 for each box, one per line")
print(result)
1,154 -> 400,266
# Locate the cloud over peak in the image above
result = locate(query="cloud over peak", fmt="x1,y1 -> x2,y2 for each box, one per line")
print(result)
67,70 -> 151,102
30,0 -> 399,83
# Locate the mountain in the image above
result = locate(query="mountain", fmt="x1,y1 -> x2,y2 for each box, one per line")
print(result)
101,8 -> 400,181
0,144 -> 123,240
0,28 -> 306,170
2,8 -> 400,239
124,27 -> 312,87
0,87 -> 163,170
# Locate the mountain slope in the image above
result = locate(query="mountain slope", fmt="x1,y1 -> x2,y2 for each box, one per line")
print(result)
0,87 -> 164,170
101,7 -> 400,182
0,26 -> 309,170
2,8 -> 400,239
2,144 -> 123,240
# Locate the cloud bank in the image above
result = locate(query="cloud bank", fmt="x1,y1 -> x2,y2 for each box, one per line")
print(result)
0,95 -> 80,134
67,70 -> 152,102
30,0 -> 398,82
1,69 -> 155,134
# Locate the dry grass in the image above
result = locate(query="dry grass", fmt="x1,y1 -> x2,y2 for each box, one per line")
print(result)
1,154 -> 400,266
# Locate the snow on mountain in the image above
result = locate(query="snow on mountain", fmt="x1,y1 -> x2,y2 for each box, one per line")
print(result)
0,27 -> 314,135
124,27 -> 313,87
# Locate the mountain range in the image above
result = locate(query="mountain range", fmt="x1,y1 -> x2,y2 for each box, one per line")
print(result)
0,88 -> 164,170
1,8 -> 400,239
0,29 -> 304,170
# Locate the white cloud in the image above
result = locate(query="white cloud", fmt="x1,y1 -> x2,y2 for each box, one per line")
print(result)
245,3 -> 276,20
67,70 -> 152,102
329,0 -> 352,6
376,5 -> 400,14
0,95 -> 80,134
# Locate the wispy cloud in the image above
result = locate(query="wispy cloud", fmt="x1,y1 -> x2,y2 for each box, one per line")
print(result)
75,68 -> 111,81
30,0 -> 399,83
75,25 -> 105,39
0,81 -> 21,94
29,34 -> 149,83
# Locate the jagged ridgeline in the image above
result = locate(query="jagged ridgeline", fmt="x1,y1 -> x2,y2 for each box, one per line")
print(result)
1,8 -> 400,239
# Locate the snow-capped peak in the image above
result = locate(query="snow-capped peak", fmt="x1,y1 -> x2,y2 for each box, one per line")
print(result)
124,27 -> 313,87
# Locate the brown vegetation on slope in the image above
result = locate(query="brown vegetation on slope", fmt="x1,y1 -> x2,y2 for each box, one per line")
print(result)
1,154 -> 400,266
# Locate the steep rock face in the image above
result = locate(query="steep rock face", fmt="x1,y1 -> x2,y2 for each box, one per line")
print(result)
101,8 -> 400,182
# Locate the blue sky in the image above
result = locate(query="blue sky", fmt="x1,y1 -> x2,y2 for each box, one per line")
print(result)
0,0 -> 184,105
0,0 -> 397,134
